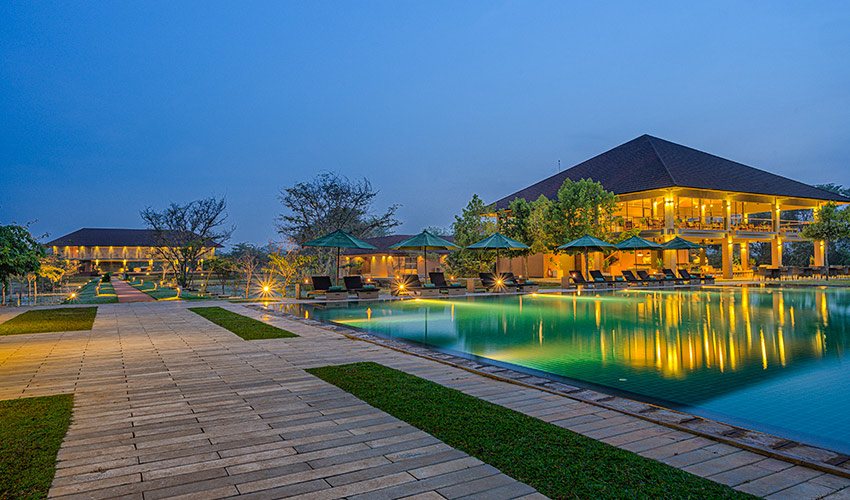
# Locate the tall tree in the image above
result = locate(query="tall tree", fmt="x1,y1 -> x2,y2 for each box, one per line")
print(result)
140,196 -> 234,287
277,172 -> 400,276
801,202 -> 850,280
501,198 -> 535,276
227,243 -> 270,297
445,194 -> 497,277
0,224 -> 45,306
277,172 -> 400,245
547,178 -> 620,245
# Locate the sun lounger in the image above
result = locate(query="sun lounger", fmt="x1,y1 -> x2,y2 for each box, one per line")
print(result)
680,269 -> 715,284
621,270 -> 651,286
589,270 -> 624,289
501,273 -> 540,292
343,276 -> 380,299
430,273 -> 466,296
662,269 -> 685,285
637,270 -> 672,287
401,274 -> 442,297
479,273 -> 520,292
570,270 -> 608,289
308,276 -> 348,300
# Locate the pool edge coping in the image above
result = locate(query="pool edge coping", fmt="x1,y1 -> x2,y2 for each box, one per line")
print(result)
251,303 -> 850,480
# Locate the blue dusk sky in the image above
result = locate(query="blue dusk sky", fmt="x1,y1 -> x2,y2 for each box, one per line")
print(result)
2,1 -> 849,246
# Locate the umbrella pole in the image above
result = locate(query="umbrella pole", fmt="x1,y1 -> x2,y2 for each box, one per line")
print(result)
423,247 -> 427,282
584,252 -> 589,276
336,247 -> 340,286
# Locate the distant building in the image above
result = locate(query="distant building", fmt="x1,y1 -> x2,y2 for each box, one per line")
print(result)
341,234 -> 455,279
46,228 -> 222,274
492,135 -> 850,279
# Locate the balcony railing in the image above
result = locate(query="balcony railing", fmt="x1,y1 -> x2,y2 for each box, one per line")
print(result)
732,218 -> 774,233
676,217 -> 726,231
613,217 -> 665,232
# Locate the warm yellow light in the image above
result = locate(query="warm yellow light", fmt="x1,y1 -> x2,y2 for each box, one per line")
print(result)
399,284 -> 405,290
496,279 -> 503,285
70,293 -> 76,298
263,286 -> 270,292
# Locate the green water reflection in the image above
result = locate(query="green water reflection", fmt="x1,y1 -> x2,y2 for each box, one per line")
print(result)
283,286 -> 850,453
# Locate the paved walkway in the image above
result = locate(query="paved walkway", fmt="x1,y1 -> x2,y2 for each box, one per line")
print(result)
0,302 -> 849,499
111,280 -> 156,303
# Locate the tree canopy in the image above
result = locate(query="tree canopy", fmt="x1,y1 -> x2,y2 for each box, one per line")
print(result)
140,196 -> 233,287
801,202 -> 850,279
277,172 -> 400,245
0,224 -> 45,305
445,194 -> 497,276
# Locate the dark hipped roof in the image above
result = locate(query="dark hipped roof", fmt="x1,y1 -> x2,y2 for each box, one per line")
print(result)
343,234 -> 455,256
492,135 -> 849,210
45,228 -> 224,248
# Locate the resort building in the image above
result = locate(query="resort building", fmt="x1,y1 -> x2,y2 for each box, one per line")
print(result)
46,228 -> 222,274
492,135 -> 850,279
341,234 -> 454,279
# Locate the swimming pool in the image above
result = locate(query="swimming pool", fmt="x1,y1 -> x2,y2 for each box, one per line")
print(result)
281,286 -> 850,454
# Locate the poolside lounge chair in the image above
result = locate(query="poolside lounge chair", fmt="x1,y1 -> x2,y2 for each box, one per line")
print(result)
430,273 -> 466,296
662,269 -> 685,285
570,270 -> 608,289
589,270 -> 624,289
343,276 -> 380,300
401,274 -> 442,297
308,276 -> 348,300
680,269 -> 714,284
501,273 -> 540,292
621,270 -> 651,286
637,270 -> 672,287
479,273 -> 520,292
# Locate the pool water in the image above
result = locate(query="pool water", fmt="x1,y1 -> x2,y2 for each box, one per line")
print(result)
281,286 -> 850,454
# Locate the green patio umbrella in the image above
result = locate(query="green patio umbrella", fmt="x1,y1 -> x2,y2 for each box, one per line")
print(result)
661,236 -> 706,250
390,230 -> 459,282
467,233 -> 529,274
662,236 -> 706,269
303,229 -> 377,285
557,235 -> 617,275
616,236 -> 663,272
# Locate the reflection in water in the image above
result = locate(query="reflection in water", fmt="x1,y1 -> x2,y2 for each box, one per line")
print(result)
281,287 -> 850,453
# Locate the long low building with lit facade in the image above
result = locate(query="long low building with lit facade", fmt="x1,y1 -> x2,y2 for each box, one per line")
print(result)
492,134 -> 850,279
341,234 -> 455,279
46,228 -> 222,274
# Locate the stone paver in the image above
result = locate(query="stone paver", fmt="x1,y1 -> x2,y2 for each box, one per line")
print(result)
1,300 -> 849,499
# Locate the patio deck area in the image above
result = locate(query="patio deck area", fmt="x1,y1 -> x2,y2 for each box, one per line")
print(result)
1,301 -> 849,499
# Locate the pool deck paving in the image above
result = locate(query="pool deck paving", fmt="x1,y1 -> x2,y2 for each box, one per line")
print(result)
1,301 -> 849,499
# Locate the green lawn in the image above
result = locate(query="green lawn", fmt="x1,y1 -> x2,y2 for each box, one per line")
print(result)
308,362 -> 754,500
63,277 -> 118,304
0,394 -> 73,499
0,307 -> 98,336
188,306 -> 298,340
129,280 -> 209,300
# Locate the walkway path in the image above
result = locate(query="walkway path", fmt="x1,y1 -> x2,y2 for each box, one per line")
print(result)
111,279 -> 156,303
0,301 -> 848,499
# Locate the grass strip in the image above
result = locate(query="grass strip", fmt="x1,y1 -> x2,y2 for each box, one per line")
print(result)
188,306 -> 298,340
0,307 -> 97,336
308,362 -> 755,500
0,394 -> 73,499
128,280 -> 209,300
63,277 -> 117,304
